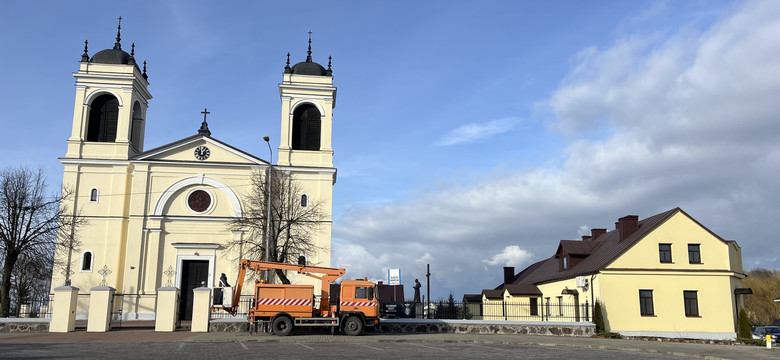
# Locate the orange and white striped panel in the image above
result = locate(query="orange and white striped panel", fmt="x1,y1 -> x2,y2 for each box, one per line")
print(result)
340,301 -> 377,307
257,298 -> 312,306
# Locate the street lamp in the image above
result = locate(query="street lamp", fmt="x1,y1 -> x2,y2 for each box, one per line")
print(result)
263,136 -> 273,282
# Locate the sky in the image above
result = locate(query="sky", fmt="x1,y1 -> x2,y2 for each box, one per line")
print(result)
2,0 -> 779,300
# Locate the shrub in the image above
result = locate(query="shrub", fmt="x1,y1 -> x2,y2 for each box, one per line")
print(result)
593,300 -> 605,332
737,308 -> 751,339
597,331 -> 623,339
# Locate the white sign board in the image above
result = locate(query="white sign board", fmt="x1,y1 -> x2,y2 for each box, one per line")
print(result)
388,269 -> 401,285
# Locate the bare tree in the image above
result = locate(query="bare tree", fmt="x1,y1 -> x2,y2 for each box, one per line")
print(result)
227,168 -> 327,284
0,167 -> 79,317
10,251 -> 53,315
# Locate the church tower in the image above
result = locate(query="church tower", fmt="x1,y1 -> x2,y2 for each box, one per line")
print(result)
277,34 -> 337,168
65,19 -> 152,160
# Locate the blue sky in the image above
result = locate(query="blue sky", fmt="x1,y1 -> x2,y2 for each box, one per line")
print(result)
2,1 -> 779,299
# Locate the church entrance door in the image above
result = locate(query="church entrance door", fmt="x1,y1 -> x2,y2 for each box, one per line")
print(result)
178,260 -> 209,321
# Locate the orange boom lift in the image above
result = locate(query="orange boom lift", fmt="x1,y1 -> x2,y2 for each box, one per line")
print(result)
222,259 -> 379,336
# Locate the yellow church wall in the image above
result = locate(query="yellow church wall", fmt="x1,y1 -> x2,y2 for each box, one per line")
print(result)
599,271 -> 737,338
608,211 -> 730,270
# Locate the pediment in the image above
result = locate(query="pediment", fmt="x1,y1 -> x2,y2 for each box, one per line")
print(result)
133,135 -> 267,165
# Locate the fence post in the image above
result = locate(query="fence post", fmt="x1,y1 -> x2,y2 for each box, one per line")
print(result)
87,286 -> 116,332
155,287 -> 179,332
584,299 -> 589,322
191,287 -> 211,332
50,285 -> 79,332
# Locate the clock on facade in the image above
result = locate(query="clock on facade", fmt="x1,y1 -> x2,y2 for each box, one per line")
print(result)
194,146 -> 210,160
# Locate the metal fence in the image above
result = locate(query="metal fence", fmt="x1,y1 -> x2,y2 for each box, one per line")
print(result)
110,293 -> 158,328
418,300 -> 590,322
4,295 -> 53,318
211,295 -> 254,319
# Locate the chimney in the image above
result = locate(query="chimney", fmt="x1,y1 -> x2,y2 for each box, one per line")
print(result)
581,235 -> 592,241
503,267 -> 515,285
617,215 -> 639,241
591,228 -> 607,240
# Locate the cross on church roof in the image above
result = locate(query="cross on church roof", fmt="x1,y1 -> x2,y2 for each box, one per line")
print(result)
198,108 -> 212,136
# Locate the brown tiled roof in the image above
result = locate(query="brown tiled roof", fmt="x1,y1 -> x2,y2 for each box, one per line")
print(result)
508,208 -> 684,287
481,289 -> 503,299
462,294 -> 482,303
504,284 -> 543,296
557,240 -> 598,257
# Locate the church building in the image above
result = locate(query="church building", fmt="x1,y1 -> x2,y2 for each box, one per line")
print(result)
51,22 -> 337,320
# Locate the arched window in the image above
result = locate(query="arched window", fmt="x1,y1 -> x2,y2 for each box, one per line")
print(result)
89,188 -> 99,202
130,102 -> 144,150
291,104 -> 321,150
81,251 -> 94,272
86,94 -> 119,142
300,194 -> 308,207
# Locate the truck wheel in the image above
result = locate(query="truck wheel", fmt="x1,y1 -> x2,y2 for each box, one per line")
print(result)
272,316 -> 293,336
343,316 -> 363,336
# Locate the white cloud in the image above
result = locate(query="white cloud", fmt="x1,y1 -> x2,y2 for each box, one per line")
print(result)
334,1 -> 780,297
436,117 -> 519,146
483,246 -> 534,268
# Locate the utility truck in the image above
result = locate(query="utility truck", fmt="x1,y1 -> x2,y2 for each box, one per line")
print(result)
221,259 -> 379,336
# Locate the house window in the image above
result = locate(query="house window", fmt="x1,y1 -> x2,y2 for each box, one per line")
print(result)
639,290 -> 654,316
688,244 -> 701,264
659,244 -> 672,263
562,257 -> 568,270
89,188 -> 99,202
684,291 -> 699,317
544,297 -> 550,317
81,251 -> 94,272
557,296 -> 563,316
300,194 -> 308,207
530,297 -> 539,316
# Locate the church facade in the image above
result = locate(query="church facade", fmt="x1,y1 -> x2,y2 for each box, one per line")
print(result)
51,25 -> 337,320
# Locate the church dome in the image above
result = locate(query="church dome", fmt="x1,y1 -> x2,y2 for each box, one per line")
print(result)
291,60 -> 327,76
90,48 -> 132,64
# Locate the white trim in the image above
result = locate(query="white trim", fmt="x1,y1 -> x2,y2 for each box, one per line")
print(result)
171,243 -> 220,250
175,255 -> 215,288
80,250 -> 94,272
290,99 -> 325,116
185,188 -> 216,214
134,136 -> 267,165
153,176 -> 242,217
84,89 -> 124,107
89,188 -> 99,202
616,330 -> 736,340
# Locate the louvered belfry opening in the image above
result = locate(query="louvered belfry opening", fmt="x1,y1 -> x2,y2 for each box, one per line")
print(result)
291,104 -> 321,151
86,94 -> 119,142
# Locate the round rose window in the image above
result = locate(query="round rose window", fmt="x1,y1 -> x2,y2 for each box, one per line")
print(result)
187,190 -> 211,213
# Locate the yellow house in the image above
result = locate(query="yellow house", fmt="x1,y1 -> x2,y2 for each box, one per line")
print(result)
51,25 -> 338,321
485,208 -> 749,340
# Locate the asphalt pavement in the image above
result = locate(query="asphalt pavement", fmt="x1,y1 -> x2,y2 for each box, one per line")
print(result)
0,330 -> 777,359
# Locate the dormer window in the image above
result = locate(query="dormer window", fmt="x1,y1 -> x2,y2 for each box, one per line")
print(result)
563,257 -> 568,270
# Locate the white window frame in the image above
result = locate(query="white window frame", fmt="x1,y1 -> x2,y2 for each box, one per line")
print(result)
80,250 -> 94,272
89,188 -> 99,202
